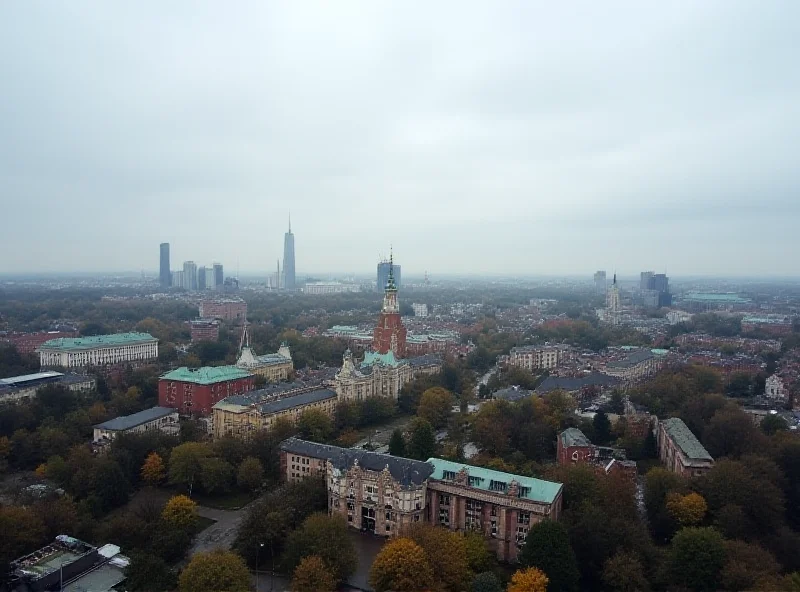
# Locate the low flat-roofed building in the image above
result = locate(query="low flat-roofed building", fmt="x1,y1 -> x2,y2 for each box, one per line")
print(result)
656,417 -> 714,477
213,387 -> 337,438
279,438 -> 433,536
425,458 -> 563,562
0,371 -> 95,402
93,406 -> 178,443
37,332 -> 158,369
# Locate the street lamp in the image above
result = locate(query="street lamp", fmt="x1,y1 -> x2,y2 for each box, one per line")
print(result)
256,542 -> 264,592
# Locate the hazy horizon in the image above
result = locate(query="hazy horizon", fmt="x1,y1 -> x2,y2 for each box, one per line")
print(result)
2,1 -> 799,276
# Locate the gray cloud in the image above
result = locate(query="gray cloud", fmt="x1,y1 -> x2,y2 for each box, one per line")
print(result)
1,1 -> 799,277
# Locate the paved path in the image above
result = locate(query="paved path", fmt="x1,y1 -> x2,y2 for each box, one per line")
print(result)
189,503 -> 253,556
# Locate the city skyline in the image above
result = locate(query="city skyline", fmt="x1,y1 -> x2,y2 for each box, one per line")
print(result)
2,2 -> 800,276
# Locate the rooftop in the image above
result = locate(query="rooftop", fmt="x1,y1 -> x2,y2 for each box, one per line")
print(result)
0,371 -> 63,386
38,332 -> 157,351
427,458 -> 563,505
219,381 -> 323,406
160,366 -> 252,385
493,386 -> 533,402
256,389 -> 336,414
280,437 -> 434,487
560,427 -> 592,448
362,350 -> 402,368
94,406 -> 176,432
536,373 -> 619,394
661,417 -> 713,461
682,292 -> 752,304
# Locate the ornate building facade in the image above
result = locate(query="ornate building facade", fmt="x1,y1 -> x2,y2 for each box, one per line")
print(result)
37,332 -> 158,369
235,325 -> 293,382
373,257 -> 407,358
334,350 -> 441,401
280,438 -> 433,535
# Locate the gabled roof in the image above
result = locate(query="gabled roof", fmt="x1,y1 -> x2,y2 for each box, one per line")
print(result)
560,427 -> 591,448
279,437 -> 434,487
535,373 -> 619,393
661,417 -> 713,461
426,458 -> 563,505
361,350 -> 403,368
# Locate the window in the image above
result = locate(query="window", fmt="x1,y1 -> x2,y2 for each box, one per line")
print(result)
489,480 -> 507,492
518,486 -> 531,498
468,476 -> 483,487
518,512 -> 530,525
439,494 -> 451,506
442,470 -> 457,481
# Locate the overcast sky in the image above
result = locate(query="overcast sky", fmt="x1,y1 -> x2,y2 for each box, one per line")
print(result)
1,2 -> 799,277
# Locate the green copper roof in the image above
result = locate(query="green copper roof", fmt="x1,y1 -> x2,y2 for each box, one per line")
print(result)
161,366 -> 252,385
427,458 -> 563,505
661,418 -> 713,461
361,350 -> 402,368
38,332 -> 157,351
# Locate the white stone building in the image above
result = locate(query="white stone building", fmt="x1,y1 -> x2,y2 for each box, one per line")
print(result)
508,345 -> 569,371
412,303 -> 429,318
37,333 -> 158,368
765,374 -> 788,402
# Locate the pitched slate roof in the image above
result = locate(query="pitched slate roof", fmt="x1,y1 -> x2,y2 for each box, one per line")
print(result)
279,437 -> 434,487
255,389 -> 336,414
94,406 -> 176,432
661,418 -> 713,461
535,372 -> 619,393
493,386 -> 533,401
560,427 -> 592,448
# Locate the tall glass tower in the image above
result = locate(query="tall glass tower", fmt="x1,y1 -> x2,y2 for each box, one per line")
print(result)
282,217 -> 296,290
159,243 -> 171,289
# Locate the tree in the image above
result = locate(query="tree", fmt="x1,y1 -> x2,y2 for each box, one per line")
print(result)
162,495 -> 199,529
592,411 -> 612,445
199,457 -> 234,494
463,530 -> 494,574
720,539 -> 780,592
703,407 -> 767,458
370,537 -> 434,592
90,458 -> 131,514
296,408 -> 334,443
31,497 -> 78,541
418,387 -> 454,429
508,567 -> 549,592
291,555 -> 337,592
643,467 -> 683,542
762,414 -> 789,435
237,456 -> 265,491
518,520 -> 579,592
404,523 -> 470,591
125,552 -> 177,592
472,572 -> 503,592
178,549 -> 251,592
141,451 -> 166,486
667,527 -> 726,592
666,492 -> 707,526
602,551 -> 650,592
388,428 -> 406,457
282,513 -> 357,583
169,442 -> 213,494
407,417 -> 436,460
0,506 -> 46,574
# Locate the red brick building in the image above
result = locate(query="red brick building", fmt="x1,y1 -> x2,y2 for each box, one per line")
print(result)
373,261 -> 407,358
198,299 -> 247,322
557,428 -> 595,464
189,319 -> 220,342
158,366 -> 254,415
2,331 -> 77,354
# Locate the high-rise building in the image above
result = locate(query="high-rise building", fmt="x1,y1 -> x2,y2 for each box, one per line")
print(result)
159,243 -> 171,289
377,260 -> 402,292
640,271 -> 654,291
213,263 -> 223,290
198,266 -> 207,291
282,218 -> 296,290
205,267 -> 215,290
183,261 -> 198,291
171,270 -> 184,289
606,274 -> 621,325
593,271 -> 606,295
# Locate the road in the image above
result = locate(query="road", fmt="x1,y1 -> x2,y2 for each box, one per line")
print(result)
189,503 -> 252,556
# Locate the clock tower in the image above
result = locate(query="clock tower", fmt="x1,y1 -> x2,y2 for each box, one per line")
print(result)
373,251 -> 407,358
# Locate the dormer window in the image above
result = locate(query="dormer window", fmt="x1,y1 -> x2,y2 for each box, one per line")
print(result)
442,470 -> 457,481
489,480 -> 507,492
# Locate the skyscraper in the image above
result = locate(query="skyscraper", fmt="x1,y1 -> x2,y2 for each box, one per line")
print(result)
159,243 -> 171,289
282,217 -> 296,290
593,271 -> 606,295
377,260 -> 402,292
213,263 -> 223,290
183,261 -> 198,291
198,266 -> 207,291
640,271 -> 655,291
